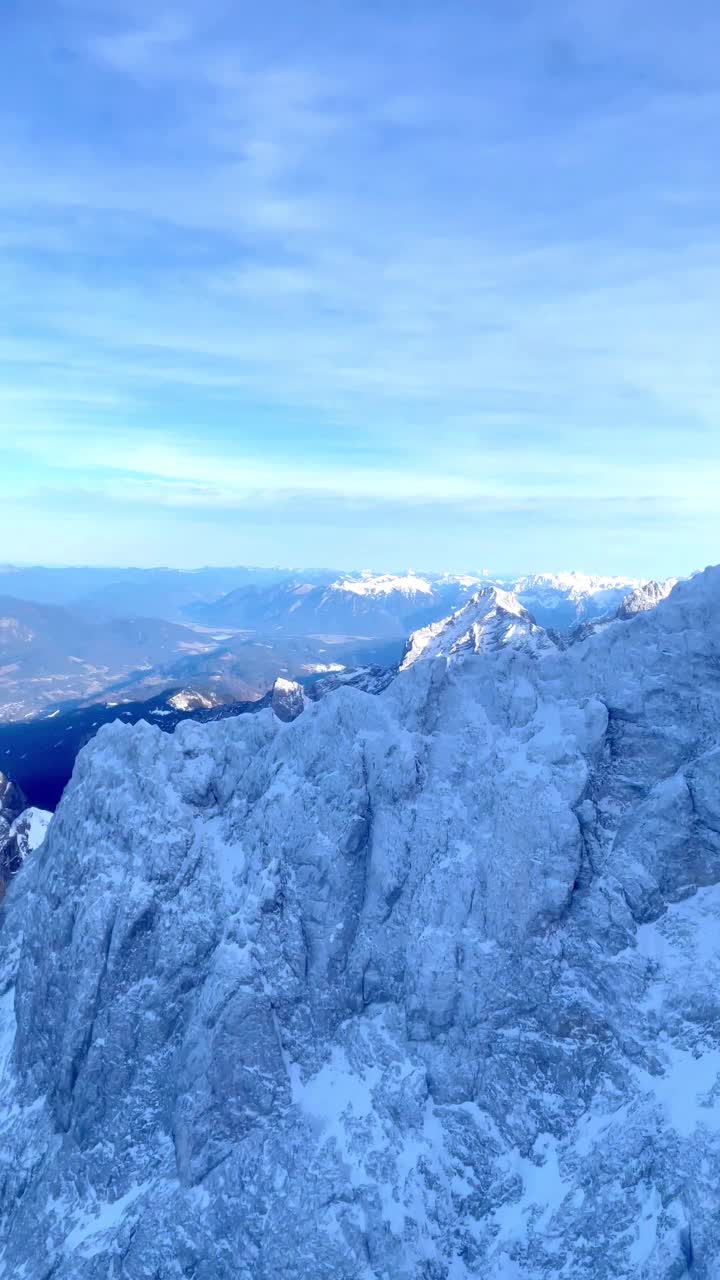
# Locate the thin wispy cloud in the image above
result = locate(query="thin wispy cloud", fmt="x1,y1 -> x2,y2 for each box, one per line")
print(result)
1,0 -> 719,571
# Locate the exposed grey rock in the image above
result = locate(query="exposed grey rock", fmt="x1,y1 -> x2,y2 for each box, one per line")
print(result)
566,576 -> 679,643
271,676 -> 305,721
0,771 -> 28,887
0,570 -> 719,1276
617,577 -> 677,618
306,664 -> 396,700
400,585 -> 554,667
0,770 -> 25,827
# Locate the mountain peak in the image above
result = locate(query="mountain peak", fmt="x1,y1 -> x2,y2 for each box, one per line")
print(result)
271,676 -> 305,721
400,585 -> 552,668
616,577 -> 677,619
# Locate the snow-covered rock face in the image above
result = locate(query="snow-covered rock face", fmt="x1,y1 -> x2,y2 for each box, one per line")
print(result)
400,586 -> 554,668
270,676 -> 305,722
2,570 -> 720,1276
306,664 -> 396,700
8,807 -> 52,863
0,771 -> 25,829
617,577 -> 678,618
0,771 -> 29,887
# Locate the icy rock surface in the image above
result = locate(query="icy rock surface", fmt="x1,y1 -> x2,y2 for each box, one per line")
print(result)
1,571 -> 720,1276
270,676 -> 305,722
617,577 -> 678,618
0,771 -> 29,887
306,664 -> 397,700
400,585 -> 555,668
8,807 -> 52,862
0,770 -> 25,834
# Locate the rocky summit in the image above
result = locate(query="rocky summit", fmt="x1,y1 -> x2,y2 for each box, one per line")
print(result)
0,570 -> 719,1277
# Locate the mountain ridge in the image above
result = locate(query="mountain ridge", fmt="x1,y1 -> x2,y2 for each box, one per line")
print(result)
0,566 -> 718,1275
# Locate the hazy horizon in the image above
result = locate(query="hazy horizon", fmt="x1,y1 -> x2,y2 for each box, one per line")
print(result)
0,559 -> 694,582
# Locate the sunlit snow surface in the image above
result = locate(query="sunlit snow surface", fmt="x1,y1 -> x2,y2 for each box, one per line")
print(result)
400,586 -> 554,668
512,571 -> 641,596
9,807 -> 52,859
332,571 -> 435,597
0,570 -> 718,1277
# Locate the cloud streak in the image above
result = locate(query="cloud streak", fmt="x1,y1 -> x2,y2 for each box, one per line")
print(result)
0,0 -> 719,571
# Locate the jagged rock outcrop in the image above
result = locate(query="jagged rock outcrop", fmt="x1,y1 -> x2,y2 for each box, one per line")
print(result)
566,576 -> 679,643
617,577 -> 677,618
270,676 -> 305,722
1,769 -> 52,892
306,664 -> 396,700
0,570 -> 720,1277
400,585 -> 554,667
0,770 -> 25,829
7,808 -> 52,864
0,771 -> 28,888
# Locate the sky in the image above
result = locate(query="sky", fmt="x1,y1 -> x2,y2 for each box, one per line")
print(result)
1,0 -> 719,576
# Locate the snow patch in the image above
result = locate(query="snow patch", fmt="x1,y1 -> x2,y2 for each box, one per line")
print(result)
63,1182 -> 151,1258
9,807 -> 52,858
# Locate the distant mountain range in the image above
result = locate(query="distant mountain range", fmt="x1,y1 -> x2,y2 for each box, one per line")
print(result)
184,572 -> 481,637
185,569 -> 646,636
0,569 -> 676,811
0,566 -> 662,727
0,565 -> 289,618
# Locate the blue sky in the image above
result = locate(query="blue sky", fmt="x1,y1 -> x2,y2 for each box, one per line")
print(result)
1,0 -> 719,574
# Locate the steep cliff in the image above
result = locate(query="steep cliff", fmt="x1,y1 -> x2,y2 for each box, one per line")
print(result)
0,570 -> 719,1278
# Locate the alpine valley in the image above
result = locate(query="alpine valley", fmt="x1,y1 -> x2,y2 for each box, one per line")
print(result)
0,564 -> 717,1276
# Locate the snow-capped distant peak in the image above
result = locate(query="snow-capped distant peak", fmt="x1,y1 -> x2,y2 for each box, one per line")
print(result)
401,586 -> 552,669
512,571 -> 642,598
332,571 -> 433,598
434,573 -> 485,589
509,571 -> 650,630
